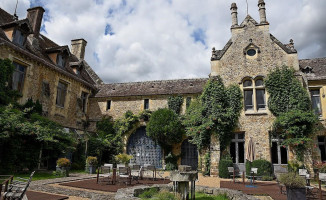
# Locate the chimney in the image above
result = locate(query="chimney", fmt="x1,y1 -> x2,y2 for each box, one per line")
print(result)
230,3 -> 238,27
258,0 -> 267,24
71,39 -> 87,60
27,7 -> 45,36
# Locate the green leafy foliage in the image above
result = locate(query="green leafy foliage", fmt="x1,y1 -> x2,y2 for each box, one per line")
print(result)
245,159 -> 272,176
146,108 -> 184,147
168,95 -> 184,114
183,77 -> 242,151
279,172 -> 306,188
164,153 -> 179,170
0,59 -> 21,105
203,151 -> 211,176
218,157 -> 233,178
265,66 -> 317,161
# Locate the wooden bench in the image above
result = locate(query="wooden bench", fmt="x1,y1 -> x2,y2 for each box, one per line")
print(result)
0,175 -> 14,200
3,171 -> 35,200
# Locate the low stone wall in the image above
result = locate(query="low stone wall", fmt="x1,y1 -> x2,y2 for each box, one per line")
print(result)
115,184 -> 258,200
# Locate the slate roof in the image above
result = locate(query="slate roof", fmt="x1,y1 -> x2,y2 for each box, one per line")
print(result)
299,57 -> 326,80
95,78 -> 208,98
0,7 -> 101,89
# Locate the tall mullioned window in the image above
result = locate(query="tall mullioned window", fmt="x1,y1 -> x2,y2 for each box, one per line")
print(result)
230,133 -> 245,164
12,62 -> 26,93
310,89 -> 322,116
243,78 -> 266,112
56,81 -> 68,107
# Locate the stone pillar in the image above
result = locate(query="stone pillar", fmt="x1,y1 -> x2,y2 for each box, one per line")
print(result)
230,3 -> 238,27
258,0 -> 267,24
210,134 -> 220,176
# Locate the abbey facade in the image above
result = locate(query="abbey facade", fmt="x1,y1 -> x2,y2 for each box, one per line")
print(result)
1,1 -> 326,175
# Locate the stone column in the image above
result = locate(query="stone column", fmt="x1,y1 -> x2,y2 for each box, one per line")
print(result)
210,134 -> 220,176
258,0 -> 267,24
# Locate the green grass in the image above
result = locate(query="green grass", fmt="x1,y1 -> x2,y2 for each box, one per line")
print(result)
196,192 -> 229,200
11,171 -> 62,181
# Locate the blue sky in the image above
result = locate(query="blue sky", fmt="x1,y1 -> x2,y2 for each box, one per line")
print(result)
1,0 -> 326,83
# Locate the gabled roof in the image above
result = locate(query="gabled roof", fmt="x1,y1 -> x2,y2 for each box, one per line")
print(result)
0,8 -> 100,89
270,34 -> 297,54
95,78 -> 208,98
299,57 -> 326,80
240,15 -> 259,26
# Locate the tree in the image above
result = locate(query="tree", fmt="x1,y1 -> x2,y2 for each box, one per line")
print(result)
183,76 -> 242,151
265,66 -> 317,161
146,108 -> 184,147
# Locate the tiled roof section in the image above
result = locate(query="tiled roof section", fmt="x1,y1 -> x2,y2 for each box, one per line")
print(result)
211,39 -> 232,61
299,57 -> 326,80
95,78 -> 208,97
270,34 -> 297,54
0,8 -> 98,89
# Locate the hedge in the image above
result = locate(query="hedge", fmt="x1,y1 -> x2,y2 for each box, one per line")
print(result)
245,159 -> 272,176
218,158 -> 233,178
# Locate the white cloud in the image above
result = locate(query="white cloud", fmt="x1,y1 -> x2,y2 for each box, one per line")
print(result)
2,0 -> 326,83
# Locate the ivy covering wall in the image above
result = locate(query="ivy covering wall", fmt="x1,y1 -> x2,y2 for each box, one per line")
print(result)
183,76 -> 243,152
265,66 -> 317,161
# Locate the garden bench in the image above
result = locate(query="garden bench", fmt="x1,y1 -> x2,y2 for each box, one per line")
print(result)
228,167 -> 243,183
0,175 -> 14,200
3,171 -> 35,200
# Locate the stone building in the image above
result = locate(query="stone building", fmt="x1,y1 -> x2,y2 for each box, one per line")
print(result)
1,1 -> 326,175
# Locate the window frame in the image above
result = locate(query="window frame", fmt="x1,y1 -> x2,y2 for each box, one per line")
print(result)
230,133 -> 245,164
318,136 -> 326,162
56,54 -> 66,68
11,61 -> 27,93
56,81 -> 68,108
310,88 -> 322,117
106,100 -> 111,110
271,135 -> 288,165
144,99 -> 149,110
242,77 -> 266,113
12,28 -> 26,47
81,92 -> 88,113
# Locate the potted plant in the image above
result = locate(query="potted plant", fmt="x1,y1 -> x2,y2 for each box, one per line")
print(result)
115,153 -> 133,166
56,158 -> 71,177
279,172 -> 306,200
86,156 -> 98,174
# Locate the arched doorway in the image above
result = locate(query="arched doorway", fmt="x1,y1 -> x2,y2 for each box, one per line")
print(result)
127,127 -> 162,168
181,139 -> 198,170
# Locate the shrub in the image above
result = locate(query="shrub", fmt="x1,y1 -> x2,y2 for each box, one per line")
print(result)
86,156 -> 98,166
279,172 -> 306,188
165,153 -> 178,170
313,161 -> 326,173
56,158 -> 71,167
218,158 -> 233,178
262,176 -> 273,181
115,153 -> 133,165
245,159 -> 272,176
138,187 -> 158,199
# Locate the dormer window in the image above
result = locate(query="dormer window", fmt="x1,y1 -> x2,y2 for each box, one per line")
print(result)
57,54 -> 65,68
12,29 -> 25,47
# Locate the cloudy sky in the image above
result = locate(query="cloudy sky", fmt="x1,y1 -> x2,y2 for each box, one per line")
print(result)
1,0 -> 326,83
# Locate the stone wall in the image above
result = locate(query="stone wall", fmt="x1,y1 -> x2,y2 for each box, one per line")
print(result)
0,46 -> 93,130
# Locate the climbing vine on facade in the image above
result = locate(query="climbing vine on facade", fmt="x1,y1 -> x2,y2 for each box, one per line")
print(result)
183,76 -> 243,152
265,66 -> 317,161
168,95 -> 184,114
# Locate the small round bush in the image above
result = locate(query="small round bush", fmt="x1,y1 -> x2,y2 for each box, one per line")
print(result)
86,156 -> 98,166
246,159 -> 272,176
218,158 -> 233,178
280,172 -> 306,188
57,158 -> 71,167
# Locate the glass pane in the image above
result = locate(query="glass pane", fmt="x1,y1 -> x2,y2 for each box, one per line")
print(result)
243,80 -> 252,87
244,90 -> 253,110
238,133 -> 244,139
255,79 -> 263,86
271,142 -> 278,164
280,146 -> 288,164
107,100 -> 111,110
238,142 -> 244,163
230,142 -> 236,163
311,91 -> 322,115
144,99 -> 149,110
247,49 -> 256,56
318,136 -> 325,143
256,89 -> 266,110
319,145 -> 326,162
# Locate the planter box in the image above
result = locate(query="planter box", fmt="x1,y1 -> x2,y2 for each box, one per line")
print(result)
286,187 -> 306,200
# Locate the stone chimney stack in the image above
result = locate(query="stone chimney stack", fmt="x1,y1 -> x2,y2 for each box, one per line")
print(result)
27,7 -> 45,36
258,0 -> 267,24
71,39 -> 87,60
230,3 -> 238,27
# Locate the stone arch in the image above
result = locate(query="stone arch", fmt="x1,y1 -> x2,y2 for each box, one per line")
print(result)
181,139 -> 198,170
126,126 -> 162,168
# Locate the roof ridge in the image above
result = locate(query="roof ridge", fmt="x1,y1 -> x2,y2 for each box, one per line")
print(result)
100,77 -> 209,85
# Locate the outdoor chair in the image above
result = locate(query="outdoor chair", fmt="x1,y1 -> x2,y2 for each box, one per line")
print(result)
130,164 -> 141,183
246,168 -> 258,185
299,169 -> 315,198
275,173 -> 286,195
318,172 -> 326,200
144,164 -> 156,180
4,171 -> 35,200
118,167 -> 131,185
228,167 -> 242,183
117,164 -> 125,169
97,165 -> 114,184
